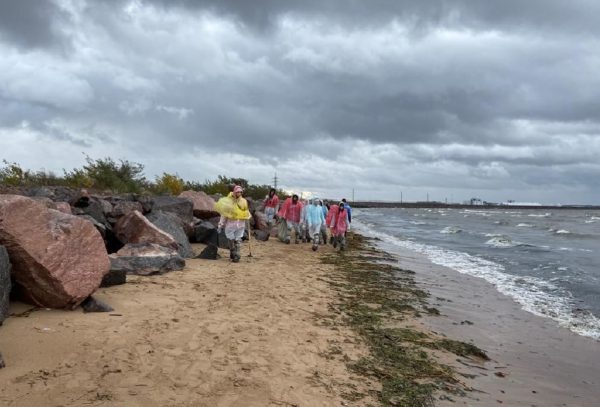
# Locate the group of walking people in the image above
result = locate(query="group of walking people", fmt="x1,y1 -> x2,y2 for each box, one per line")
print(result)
214,185 -> 352,262
265,188 -> 352,252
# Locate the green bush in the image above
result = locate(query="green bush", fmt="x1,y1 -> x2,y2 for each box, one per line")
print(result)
63,156 -> 147,193
152,172 -> 185,195
0,160 -> 27,186
1,158 -> 283,199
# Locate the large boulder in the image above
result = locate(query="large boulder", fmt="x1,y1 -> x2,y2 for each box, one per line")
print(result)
26,186 -> 78,203
109,243 -> 185,276
113,210 -> 178,251
146,211 -> 194,258
109,201 -> 143,222
0,195 -> 110,309
151,196 -> 194,225
100,269 -> 126,287
99,199 -> 114,216
78,214 -> 108,238
253,211 -> 269,231
193,220 -> 218,245
253,229 -> 270,242
134,195 -> 154,214
71,196 -> 110,230
217,229 -> 230,249
246,197 -> 256,214
54,202 -> 72,214
179,191 -> 218,219
196,244 -> 219,260
0,246 -> 11,324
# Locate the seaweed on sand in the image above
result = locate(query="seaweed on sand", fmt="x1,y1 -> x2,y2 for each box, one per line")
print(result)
319,233 -> 488,406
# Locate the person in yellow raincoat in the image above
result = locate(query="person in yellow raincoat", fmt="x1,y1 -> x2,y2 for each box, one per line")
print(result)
214,185 -> 251,262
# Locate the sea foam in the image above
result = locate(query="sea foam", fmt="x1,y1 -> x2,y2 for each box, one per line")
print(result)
353,219 -> 600,341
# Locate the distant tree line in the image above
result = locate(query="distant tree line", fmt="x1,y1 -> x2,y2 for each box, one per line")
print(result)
0,157 -> 282,200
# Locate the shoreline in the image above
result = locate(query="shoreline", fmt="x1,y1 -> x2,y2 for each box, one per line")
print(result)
349,203 -> 600,210
383,241 -> 600,406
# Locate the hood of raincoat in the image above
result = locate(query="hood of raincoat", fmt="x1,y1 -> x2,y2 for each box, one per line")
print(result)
305,202 -> 325,225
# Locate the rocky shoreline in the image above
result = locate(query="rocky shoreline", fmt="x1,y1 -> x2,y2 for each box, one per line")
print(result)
0,189 -> 493,406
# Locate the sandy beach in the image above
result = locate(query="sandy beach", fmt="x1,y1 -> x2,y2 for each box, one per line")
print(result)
2,233 -> 599,406
0,240 -> 377,407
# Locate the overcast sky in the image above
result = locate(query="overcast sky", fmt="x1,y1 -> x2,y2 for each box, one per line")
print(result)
1,0 -> 599,204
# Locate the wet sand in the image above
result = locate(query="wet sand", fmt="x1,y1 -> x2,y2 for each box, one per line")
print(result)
0,240 -> 377,407
394,246 -> 600,407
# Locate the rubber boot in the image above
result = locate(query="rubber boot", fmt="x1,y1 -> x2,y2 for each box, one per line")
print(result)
228,240 -> 235,260
312,233 -> 319,251
339,236 -> 346,251
232,240 -> 241,263
332,236 -> 337,249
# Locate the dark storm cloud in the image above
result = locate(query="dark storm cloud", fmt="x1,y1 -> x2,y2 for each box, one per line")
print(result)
142,0 -> 600,36
1,0 -> 599,203
0,0 -> 71,49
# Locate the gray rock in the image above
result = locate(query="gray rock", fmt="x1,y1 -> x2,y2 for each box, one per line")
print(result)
151,196 -> 193,225
253,229 -> 270,242
81,296 -> 114,313
100,269 -> 126,287
0,246 -> 11,324
109,243 -> 185,276
193,221 -> 218,245
217,230 -> 230,249
146,211 -> 195,258
196,244 -> 219,260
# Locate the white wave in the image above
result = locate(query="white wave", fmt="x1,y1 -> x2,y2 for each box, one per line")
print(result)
440,226 -> 462,234
485,236 -> 516,248
555,229 -> 571,234
528,212 -> 552,218
352,219 -> 600,341
459,210 -> 491,217
590,216 -> 600,220
485,233 -> 503,237
410,221 -> 427,225
517,223 -> 534,227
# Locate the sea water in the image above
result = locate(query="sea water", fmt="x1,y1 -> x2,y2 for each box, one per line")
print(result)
353,208 -> 600,340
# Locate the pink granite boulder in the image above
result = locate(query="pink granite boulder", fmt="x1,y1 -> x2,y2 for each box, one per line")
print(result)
0,195 -> 110,309
179,190 -> 218,219
54,202 -> 72,214
113,210 -> 178,251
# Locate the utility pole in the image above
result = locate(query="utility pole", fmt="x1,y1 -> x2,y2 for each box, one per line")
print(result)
272,172 -> 278,190
401,191 -> 403,204
427,192 -> 429,202
352,188 -> 355,203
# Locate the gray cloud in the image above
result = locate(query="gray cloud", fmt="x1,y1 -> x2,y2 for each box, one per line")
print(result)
0,0 -> 72,50
0,0 -> 599,203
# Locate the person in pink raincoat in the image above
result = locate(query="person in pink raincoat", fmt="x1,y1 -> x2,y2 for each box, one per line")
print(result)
277,194 -> 304,244
329,201 -> 349,250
